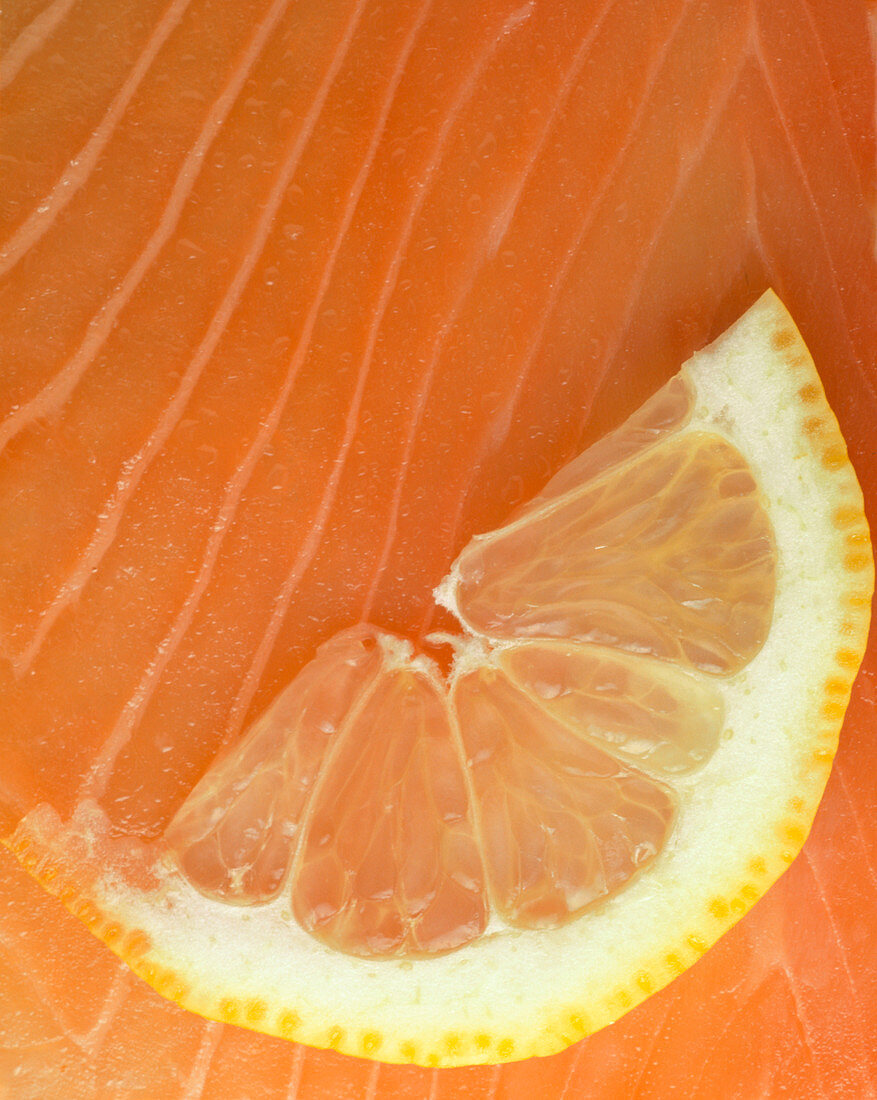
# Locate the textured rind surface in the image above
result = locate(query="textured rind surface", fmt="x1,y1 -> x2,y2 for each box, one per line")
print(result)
5,291 -> 873,1067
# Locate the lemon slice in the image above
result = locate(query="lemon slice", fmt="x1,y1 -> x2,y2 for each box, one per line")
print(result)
10,291 -> 872,1067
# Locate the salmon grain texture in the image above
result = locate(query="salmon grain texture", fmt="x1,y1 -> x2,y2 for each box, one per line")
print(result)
1,0 -> 876,1097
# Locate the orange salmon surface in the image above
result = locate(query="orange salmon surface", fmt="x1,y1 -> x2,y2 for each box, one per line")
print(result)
1,0 -> 876,1097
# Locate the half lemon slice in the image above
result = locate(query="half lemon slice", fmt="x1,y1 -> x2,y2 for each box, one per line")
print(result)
10,290 -> 872,1067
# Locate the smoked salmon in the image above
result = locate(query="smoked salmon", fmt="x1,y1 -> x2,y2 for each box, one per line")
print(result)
1,0 -> 875,1095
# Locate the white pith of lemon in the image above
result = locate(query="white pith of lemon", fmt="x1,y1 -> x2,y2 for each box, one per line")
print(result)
8,290 -> 872,1067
